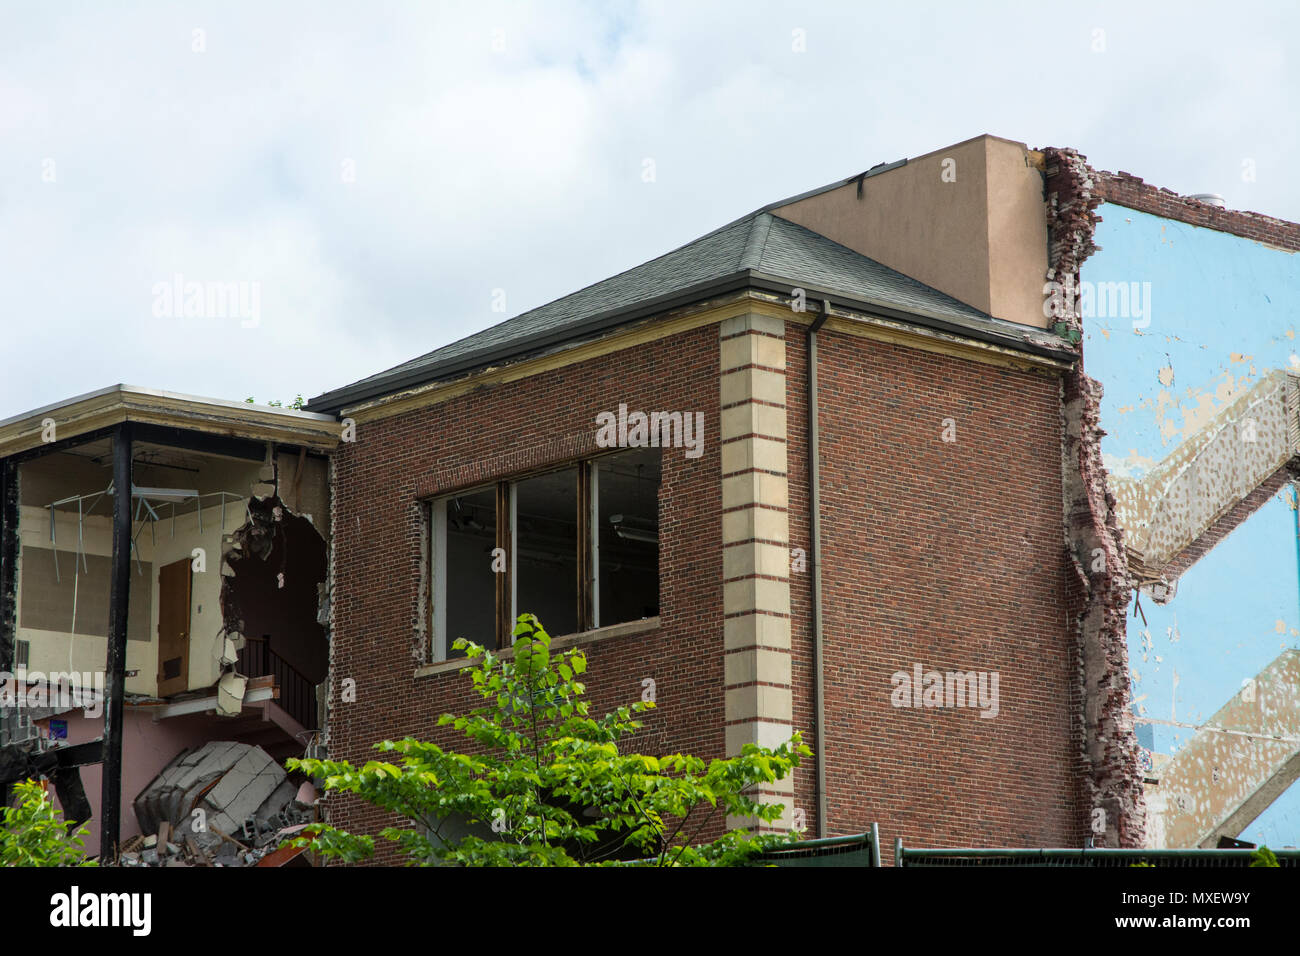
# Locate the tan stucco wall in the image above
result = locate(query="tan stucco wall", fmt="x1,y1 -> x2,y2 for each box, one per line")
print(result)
984,137 -> 1050,328
774,134 -> 1049,328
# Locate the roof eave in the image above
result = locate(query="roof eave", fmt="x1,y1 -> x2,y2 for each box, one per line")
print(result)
0,385 -> 343,460
308,274 -> 1075,415
306,270 -> 757,413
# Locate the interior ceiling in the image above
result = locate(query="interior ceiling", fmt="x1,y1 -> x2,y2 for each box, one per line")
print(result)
58,440 -> 251,472
42,440 -> 259,514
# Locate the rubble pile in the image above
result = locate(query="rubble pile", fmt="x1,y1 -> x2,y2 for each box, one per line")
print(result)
127,741 -> 315,867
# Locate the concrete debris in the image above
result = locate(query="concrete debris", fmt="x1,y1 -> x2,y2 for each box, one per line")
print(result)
215,671 -> 249,716
129,741 -> 315,867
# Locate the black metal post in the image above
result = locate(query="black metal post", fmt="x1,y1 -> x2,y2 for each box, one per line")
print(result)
0,457 -> 18,674
99,423 -> 132,861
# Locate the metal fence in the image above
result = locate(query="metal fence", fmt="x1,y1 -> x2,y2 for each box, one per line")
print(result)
631,823 -> 1295,867
765,826 -> 880,867
896,842 -> 1300,867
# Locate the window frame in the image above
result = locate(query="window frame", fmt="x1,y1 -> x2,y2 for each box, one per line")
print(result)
425,451 -> 659,662
426,482 -> 501,661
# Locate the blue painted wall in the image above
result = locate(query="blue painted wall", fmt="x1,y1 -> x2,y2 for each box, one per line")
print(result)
1084,204 -> 1300,847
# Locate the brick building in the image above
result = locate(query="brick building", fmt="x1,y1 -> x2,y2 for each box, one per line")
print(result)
10,132 -> 1296,860
307,134 -> 1124,855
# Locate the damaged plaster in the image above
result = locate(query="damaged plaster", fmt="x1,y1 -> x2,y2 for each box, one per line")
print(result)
1081,170 -> 1300,845
1110,370 -> 1300,583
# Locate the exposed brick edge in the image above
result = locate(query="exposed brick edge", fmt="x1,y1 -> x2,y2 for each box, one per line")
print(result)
1096,170 -> 1300,253
1043,146 -> 1148,847
1041,147 -> 1101,339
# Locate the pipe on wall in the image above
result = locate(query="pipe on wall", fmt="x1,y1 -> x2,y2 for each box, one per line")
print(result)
808,301 -> 831,838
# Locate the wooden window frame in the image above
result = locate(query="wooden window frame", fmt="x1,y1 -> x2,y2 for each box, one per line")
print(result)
427,453 -> 653,662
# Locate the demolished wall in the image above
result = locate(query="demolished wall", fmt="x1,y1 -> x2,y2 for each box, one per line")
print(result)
220,494 -> 328,687
1043,146 -> 1148,847
1096,170 -> 1300,253
1083,166 -> 1300,847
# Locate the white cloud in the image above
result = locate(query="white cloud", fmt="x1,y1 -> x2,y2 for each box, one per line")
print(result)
1,0 -> 1295,415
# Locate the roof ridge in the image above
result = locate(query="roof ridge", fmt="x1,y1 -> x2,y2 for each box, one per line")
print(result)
309,196 -> 1064,411
738,213 -> 773,270
318,214 -> 759,397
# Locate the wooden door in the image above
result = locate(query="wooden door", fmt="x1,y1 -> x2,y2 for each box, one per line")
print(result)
156,557 -> 192,697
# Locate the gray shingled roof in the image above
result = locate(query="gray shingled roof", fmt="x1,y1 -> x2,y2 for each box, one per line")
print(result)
309,212 -> 1060,411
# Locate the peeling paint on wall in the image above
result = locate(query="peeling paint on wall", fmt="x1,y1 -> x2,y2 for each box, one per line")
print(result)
1110,370 -> 1299,582
1085,169 -> 1300,847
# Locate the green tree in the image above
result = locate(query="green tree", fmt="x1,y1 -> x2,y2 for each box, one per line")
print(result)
1250,846 -> 1280,867
289,614 -> 810,866
0,780 -> 96,867
244,395 -> 305,410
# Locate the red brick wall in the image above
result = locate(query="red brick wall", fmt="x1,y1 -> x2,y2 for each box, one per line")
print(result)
1097,170 -> 1300,252
327,313 -> 1086,861
784,325 -> 1086,852
327,324 -> 728,861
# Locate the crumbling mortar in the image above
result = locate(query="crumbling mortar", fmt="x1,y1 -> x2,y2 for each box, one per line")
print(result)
412,499 -> 428,667
1044,145 -> 1148,847
319,454 -> 339,845
1097,170 -> 1300,252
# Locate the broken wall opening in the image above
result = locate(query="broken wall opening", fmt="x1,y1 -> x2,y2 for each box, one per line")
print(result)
220,495 -> 327,732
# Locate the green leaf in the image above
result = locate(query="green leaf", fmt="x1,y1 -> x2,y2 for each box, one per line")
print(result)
292,612 -> 816,867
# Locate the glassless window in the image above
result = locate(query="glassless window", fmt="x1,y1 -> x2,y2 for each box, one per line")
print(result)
512,467 -> 579,639
594,449 -> 660,627
431,487 -> 497,659
427,450 -> 662,662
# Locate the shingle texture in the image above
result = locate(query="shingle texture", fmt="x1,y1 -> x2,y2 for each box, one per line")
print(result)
310,212 -> 1046,410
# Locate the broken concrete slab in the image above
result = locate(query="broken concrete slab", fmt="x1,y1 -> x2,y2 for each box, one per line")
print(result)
216,672 -> 249,716
204,746 -> 280,833
133,740 -> 314,866
1112,369 -> 1300,583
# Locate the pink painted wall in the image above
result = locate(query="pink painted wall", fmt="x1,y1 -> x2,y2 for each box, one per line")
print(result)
36,709 -> 225,859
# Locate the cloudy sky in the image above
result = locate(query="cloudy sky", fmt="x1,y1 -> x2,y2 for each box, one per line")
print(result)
2,0 -> 1295,417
